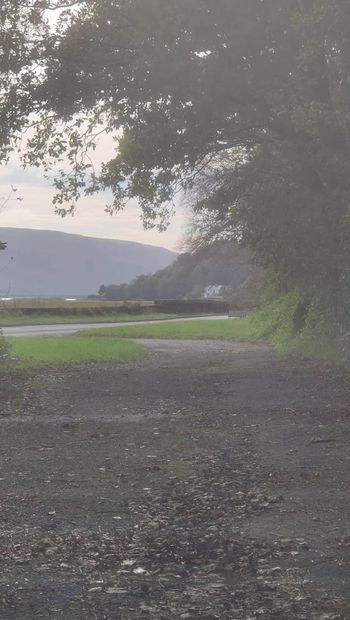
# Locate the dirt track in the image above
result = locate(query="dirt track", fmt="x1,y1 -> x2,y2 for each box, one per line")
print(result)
0,340 -> 349,619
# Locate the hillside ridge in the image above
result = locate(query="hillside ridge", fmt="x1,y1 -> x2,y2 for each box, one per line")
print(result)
0,228 -> 176,297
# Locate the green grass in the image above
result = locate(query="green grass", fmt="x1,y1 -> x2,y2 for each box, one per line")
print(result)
9,336 -> 146,368
5,295 -> 348,370
78,318 -> 256,341
76,302 -> 348,369
0,312 -> 182,327
70,293 -> 350,370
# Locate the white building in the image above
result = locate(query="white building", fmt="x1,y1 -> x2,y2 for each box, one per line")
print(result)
203,285 -> 225,298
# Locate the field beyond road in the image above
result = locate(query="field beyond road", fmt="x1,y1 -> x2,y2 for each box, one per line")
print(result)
0,311 -> 181,327
0,339 -> 349,618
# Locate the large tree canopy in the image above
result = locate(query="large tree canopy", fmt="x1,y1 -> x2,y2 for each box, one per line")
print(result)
2,1 -> 350,303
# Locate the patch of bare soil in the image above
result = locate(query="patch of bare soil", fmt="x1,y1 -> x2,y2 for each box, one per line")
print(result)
0,340 -> 349,619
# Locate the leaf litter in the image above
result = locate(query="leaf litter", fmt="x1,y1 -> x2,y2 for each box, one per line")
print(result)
0,453 -> 346,618
0,347 -> 349,618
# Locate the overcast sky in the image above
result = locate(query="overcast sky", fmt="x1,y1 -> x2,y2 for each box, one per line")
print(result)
1,8 -> 188,252
0,164 -> 186,251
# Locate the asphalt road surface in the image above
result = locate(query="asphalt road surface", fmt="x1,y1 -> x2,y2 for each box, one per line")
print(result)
2,314 -> 232,337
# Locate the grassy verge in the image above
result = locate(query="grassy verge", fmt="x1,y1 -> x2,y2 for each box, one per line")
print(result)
78,292 -> 350,368
9,336 -> 146,368
78,318 -> 256,341
0,312 -> 184,327
9,293 -> 343,369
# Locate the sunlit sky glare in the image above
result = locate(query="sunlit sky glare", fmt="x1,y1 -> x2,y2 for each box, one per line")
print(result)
0,163 -> 187,252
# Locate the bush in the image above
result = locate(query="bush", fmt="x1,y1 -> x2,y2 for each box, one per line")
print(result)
249,291 -> 304,345
248,290 -> 350,367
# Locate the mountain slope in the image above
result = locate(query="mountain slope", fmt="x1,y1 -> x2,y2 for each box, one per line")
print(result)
0,228 -> 176,297
100,241 -> 262,302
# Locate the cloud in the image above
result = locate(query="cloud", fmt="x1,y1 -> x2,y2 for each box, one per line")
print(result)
0,167 -> 185,250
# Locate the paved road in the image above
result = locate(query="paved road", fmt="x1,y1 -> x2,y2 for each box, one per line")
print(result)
2,314 -> 232,337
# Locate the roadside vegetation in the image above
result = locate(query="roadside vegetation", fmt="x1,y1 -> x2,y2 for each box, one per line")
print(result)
8,337 -> 146,368
1,293 -> 346,371
79,319 -> 254,341
2,2 -> 350,369
249,291 -> 350,368
80,291 -> 350,368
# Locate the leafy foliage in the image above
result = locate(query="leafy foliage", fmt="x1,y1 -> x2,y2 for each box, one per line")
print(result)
2,1 -> 350,314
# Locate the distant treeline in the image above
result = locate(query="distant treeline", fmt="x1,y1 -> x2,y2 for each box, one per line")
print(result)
99,242 -> 261,302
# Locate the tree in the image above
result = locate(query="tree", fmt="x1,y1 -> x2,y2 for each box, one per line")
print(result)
99,241 -> 259,301
2,1 -> 350,309
0,1 -> 83,246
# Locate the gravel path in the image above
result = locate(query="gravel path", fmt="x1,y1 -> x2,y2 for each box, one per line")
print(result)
0,340 -> 349,618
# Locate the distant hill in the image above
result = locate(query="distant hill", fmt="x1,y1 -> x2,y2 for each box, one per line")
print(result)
0,228 -> 176,297
100,241 -> 262,303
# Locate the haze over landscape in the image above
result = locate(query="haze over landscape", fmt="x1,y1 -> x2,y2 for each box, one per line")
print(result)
0,228 -> 176,297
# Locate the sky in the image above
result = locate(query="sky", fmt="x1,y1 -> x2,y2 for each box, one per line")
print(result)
0,6 -> 189,253
0,164 -> 187,252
